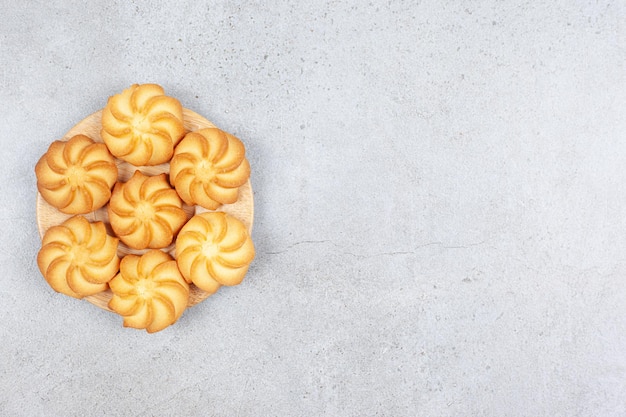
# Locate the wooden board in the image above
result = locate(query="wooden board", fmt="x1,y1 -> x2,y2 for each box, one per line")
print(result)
36,109 -> 254,311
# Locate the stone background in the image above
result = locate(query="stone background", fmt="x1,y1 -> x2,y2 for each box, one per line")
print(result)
1,1 -> 625,416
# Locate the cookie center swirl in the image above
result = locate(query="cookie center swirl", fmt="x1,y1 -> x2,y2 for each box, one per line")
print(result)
135,278 -> 156,297
135,201 -> 156,221
196,160 -> 216,182
131,114 -> 152,134
69,244 -> 88,265
201,241 -> 219,258
66,165 -> 86,188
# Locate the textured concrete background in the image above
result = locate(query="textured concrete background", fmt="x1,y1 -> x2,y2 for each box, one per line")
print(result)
1,1 -> 625,416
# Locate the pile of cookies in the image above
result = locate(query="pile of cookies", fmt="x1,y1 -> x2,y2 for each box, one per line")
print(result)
35,84 -> 255,333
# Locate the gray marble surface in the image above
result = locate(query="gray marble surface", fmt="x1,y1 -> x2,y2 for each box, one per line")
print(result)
1,1 -> 625,416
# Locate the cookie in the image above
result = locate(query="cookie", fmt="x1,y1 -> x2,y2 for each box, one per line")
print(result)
169,128 -> 250,210
108,250 -> 189,333
175,211 -> 254,294
101,83 -> 185,166
35,134 -> 117,214
37,216 -> 120,298
108,170 -> 187,249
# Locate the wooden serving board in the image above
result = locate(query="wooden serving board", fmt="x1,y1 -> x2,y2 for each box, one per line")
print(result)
36,109 -> 254,311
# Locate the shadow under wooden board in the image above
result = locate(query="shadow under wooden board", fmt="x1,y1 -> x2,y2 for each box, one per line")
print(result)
36,108 -> 254,311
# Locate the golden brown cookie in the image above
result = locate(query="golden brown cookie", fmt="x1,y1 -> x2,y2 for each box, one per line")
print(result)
37,216 -> 120,298
101,84 -> 185,166
175,212 -> 255,294
35,134 -> 118,214
108,250 -> 189,333
108,171 -> 187,250
169,128 -> 250,210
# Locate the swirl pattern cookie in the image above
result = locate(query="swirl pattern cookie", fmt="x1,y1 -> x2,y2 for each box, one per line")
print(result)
101,84 -> 185,166
108,250 -> 189,333
37,216 -> 120,298
175,212 -> 255,294
108,170 -> 187,250
169,128 -> 250,210
35,134 -> 118,214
